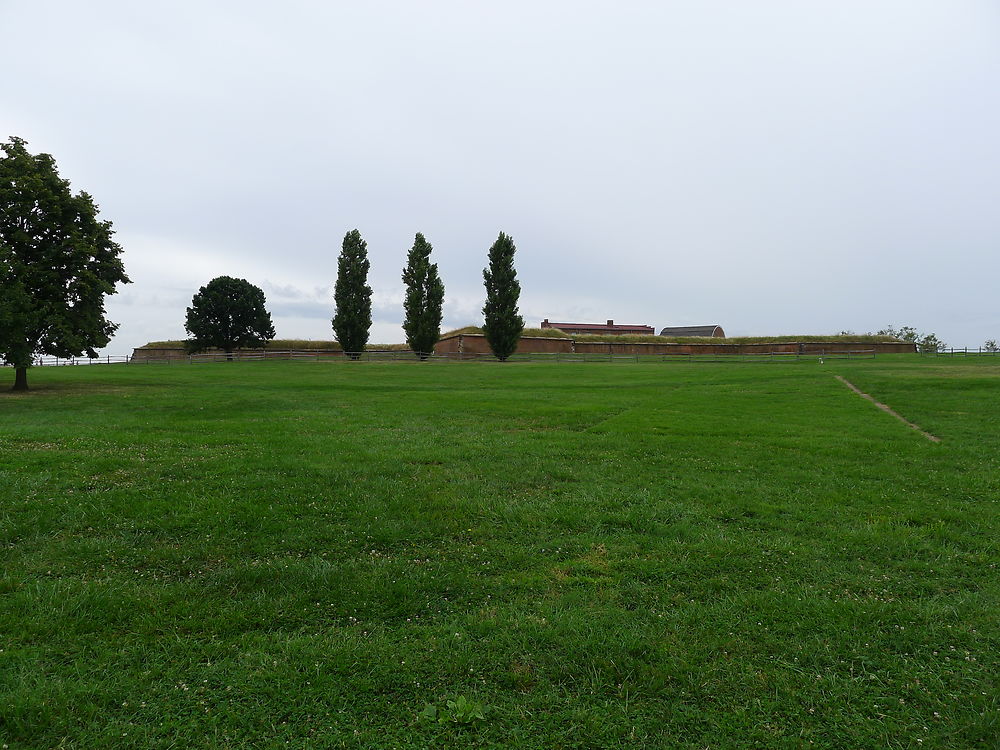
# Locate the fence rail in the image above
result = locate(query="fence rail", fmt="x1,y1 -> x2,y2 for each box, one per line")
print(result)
5,348 -> 879,366
505,349 -> 875,363
6,355 -> 134,367
926,347 -> 1000,356
185,349 -> 434,363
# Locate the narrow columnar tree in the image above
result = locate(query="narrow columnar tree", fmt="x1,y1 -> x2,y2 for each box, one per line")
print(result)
0,137 -> 130,391
332,229 -> 372,358
402,233 -> 445,358
184,276 -> 275,357
482,231 -> 524,361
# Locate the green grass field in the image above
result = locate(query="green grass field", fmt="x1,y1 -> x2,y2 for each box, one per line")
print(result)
1,357 -> 998,748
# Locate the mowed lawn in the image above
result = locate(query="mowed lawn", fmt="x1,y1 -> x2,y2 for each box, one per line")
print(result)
1,357 -> 998,749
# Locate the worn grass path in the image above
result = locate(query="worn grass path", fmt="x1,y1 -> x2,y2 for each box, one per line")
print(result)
1,357 -> 998,748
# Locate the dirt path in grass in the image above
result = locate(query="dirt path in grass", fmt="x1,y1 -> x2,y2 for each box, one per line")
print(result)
835,375 -> 940,443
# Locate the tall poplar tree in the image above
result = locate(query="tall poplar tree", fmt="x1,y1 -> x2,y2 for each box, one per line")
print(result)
482,231 -> 524,361
332,229 -> 372,358
401,233 -> 444,358
0,137 -> 130,391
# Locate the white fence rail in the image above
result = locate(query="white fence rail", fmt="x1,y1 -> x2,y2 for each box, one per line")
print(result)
5,355 -> 133,367
925,347 -> 1000,356
6,348 -> 879,366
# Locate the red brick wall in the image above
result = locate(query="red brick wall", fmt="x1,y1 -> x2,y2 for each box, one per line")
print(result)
434,334 -> 574,355
435,335 -> 916,356
140,337 -> 916,360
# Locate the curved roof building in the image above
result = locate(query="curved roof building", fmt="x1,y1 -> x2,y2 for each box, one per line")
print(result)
658,325 -> 726,338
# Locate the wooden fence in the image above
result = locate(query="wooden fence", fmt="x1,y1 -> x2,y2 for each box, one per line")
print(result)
45,348 -> 877,365
925,347 -> 1000,356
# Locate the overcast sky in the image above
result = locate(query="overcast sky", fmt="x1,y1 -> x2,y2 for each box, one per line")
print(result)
3,1 -> 999,351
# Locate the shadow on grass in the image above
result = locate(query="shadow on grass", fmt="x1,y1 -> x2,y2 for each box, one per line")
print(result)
1,383 -> 131,397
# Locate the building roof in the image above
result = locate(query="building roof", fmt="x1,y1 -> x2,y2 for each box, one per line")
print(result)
541,319 -> 654,333
658,325 -> 726,337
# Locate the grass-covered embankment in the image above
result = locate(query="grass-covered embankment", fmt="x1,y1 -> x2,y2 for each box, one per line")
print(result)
138,339 -> 411,351
1,357 -> 997,747
139,332 -> 902,353
440,327 -> 902,345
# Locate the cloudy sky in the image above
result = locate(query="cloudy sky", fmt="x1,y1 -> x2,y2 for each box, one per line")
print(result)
3,1 -> 999,351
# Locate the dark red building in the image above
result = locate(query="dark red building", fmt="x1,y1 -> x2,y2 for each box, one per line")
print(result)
540,319 -> 655,335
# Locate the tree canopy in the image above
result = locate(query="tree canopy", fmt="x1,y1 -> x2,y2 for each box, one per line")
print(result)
876,325 -> 946,354
332,229 -> 373,357
0,137 -> 130,390
482,232 -> 524,361
402,232 -> 445,358
184,276 -> 275,355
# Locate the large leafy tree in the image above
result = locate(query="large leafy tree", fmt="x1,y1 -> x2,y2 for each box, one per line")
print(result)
876,325 -> 946,353
401,232 -> 444,358
332,229 -> 372,358
482,231 -> 524,361
184,276 -> 275,356
0,137 -> 130,391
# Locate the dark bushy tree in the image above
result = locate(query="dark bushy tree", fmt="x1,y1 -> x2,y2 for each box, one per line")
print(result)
332,229 -> 372,358
482,231 -> 524,361
877,325 -> 946,353
402,232 -> 444,358
0,137 -> 130,391
184,276 -> 275,356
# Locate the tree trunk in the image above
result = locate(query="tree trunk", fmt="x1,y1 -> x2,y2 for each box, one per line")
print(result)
12,366 -> 28,391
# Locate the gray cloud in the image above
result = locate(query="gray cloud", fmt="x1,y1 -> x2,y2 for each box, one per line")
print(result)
3,0 -> 999,353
